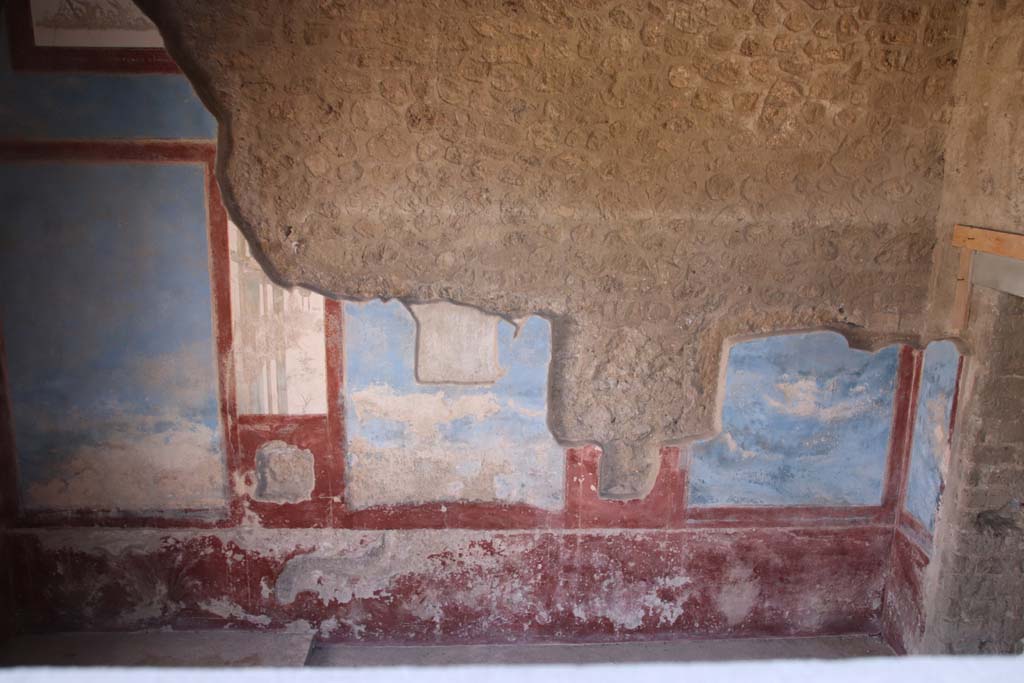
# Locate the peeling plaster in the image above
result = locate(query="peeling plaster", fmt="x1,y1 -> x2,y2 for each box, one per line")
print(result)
905,340 -> 960,532
136,0 -> 968,496
9,526 -> 890,641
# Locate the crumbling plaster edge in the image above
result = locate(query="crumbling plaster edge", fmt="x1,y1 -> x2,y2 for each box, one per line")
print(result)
132,0 -> 973,503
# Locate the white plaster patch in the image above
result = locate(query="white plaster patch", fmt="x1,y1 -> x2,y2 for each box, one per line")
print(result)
253,440 -> 316,503
410,302 -> 503,384
351,385 -> 501,440
926,395 -> 952,477
716,566 -> 759,626
345,434 -> 564,510
198,598 -> 273,626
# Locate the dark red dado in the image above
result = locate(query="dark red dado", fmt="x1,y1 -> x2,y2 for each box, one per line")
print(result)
881,528 -> 931,655
7,526 -> 890,643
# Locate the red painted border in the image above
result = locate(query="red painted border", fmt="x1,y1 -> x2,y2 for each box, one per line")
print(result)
204,143 -> 242,526
0,139 -> 215,164
340,501 -> 563,530
891,347 -> 933,548
884,346 -> 922,523
567,446 -> 683,528
0,139 -> 241,528
897,512 -> 932,552
323,299 -> 346,523
5,0 -> 180,74
947,355 -> 965,444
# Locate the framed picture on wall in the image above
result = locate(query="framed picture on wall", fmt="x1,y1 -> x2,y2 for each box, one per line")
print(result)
6,0 -> 179,73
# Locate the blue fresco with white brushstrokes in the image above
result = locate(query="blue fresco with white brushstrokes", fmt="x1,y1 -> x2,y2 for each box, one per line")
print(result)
688,332 -> 900,507
0,162 -> 226,512
905,341 -> 960,532
343,300 -> 564,509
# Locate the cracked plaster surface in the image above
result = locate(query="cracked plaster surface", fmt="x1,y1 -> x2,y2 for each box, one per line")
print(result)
136,0 -> 967,496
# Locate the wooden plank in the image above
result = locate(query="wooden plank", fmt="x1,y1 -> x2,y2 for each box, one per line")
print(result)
950,247 -> 973,332
952,224 -> 1024,261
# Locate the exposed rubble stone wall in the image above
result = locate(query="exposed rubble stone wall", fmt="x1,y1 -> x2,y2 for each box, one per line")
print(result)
921,293 -> 1024,654
136,0 -> 969,495
920,0 -> 1024,655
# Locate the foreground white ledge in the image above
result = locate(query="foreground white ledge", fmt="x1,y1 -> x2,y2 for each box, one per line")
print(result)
3,657 -> 1024,683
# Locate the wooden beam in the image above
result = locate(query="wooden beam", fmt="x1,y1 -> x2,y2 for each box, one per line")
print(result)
952,224 -> 1024,260
950,247 -> 974,332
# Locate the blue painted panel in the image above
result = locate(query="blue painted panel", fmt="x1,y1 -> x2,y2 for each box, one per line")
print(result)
905,341 -> 960,532
0,22 -> 215,140
343,300 -> 564,509
0,162 -> 226,510
689,332 -> 899,507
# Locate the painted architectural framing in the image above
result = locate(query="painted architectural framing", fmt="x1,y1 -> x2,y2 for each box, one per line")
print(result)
5,0 -> 177,72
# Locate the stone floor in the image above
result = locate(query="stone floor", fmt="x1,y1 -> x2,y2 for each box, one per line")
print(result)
0,632 -> 893,667
309,634 -> 893,666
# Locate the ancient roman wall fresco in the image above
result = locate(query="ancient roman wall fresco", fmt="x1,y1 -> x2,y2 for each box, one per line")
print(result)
880,340 -> 961,653
0,161 -> 226,512
344,300 -> 564,510
0,1 -> 976,650
0,137 -> 931,637
689,332 -> 899,507
903,340 -> 960,533
135,0 -> 970,496
230,223 -> 328,417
